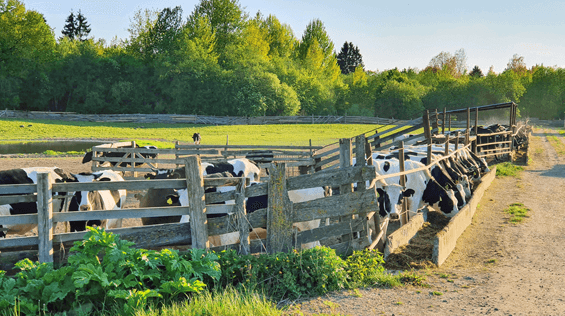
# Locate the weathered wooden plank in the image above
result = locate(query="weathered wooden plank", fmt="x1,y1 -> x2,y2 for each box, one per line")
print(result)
0,194 -> 37,204
235,182 -> 250,255
176,144 -> 323,150
476,140 -> 512,147
52,179 -> 185,192
329,237 -> 371,256
296,217 -> 366,245
375,124 -> 424,144
286,165 -> 376,191
294,188 -> 378,222
0,183 -> 36,195
0,236 -> 38,249
53,206 -> 190,222
223,150 -> 312,156
185,157 -> 208,250
366,117 -> 423,140
355,135 -> 367,191
209,238 -> 266,254
267,164 -> 294,253
315,154 -> 339,169
0,213 -> 37,225
37,172 -> 53,263
313,146 -> 340,159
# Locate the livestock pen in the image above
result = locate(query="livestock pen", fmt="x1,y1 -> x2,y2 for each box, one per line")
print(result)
0,156 -> 384,270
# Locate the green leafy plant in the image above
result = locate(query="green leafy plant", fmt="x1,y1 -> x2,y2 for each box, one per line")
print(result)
0,227 -> 221,315
213,247 -> 348,301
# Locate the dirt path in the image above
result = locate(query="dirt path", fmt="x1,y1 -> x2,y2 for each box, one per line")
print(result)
295,126 -> 565,315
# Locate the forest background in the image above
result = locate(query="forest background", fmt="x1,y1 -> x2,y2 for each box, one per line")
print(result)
1,0 -> 563,120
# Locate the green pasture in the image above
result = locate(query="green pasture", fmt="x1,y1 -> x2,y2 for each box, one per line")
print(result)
0,118 -> 421,149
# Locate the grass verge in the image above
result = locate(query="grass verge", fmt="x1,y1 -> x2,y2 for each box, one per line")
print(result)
546,134 -> 565,155
505,202 -> 530,224
495,162 -> 524,177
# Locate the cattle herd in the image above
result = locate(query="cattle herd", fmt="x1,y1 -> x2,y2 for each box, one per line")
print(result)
1,126 -> 505,250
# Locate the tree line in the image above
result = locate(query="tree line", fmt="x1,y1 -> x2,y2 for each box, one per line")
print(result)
1,0 -> 564,119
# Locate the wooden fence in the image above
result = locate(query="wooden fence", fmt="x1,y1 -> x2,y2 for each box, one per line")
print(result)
0,156 -> 385,267
1,110 -> 408,126
89,141 -> 324,177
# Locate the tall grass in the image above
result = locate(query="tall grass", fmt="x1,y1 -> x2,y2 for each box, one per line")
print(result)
134,288 -> 281,316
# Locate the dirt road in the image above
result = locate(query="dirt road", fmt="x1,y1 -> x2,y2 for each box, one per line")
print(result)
295,127 -> 565,315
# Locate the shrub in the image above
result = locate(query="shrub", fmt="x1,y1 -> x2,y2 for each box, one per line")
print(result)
213,247 -> 348,301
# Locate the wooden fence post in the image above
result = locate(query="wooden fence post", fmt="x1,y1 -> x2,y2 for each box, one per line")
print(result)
37,172 -> 54,263
131,141 -> 138,177
184,156 -> 209,250
399,142 -> 408,225
339,138 -> 353,194
235,179 -> 250,255
445,134 -> 450,156
442,107 -> 447,134
423,110 -> 432,143
448,113 -> 451,132
354,135 -> 369,239
339,138 -> 355,242
354,135 -> 366,191
465,107 -> 470,146
434,109 -> 439,135
267,163 -> 293,253
455,132 -> 460,152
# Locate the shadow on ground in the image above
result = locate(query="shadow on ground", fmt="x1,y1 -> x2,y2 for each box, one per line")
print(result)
527,164 -> 565,178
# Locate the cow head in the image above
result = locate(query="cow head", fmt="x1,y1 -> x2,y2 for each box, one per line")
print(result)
376,185 -> 414,218
437,189 -> 460,217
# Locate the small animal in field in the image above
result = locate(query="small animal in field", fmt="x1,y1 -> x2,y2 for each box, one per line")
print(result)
192,133 -> 201,145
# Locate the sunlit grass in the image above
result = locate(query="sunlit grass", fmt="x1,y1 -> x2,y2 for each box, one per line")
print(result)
546,134 -> 565,155
495,162 -> 523,177
0,118 -> 419,148
505,202 -> 530,224
134,288 -> 282,316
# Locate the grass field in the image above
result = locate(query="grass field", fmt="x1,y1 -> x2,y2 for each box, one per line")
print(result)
0,118 -> 420,148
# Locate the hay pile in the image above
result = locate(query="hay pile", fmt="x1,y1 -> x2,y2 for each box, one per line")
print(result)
384,211 -> 451,270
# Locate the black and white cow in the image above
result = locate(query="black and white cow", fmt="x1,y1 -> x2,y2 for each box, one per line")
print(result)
170,182 -> 328,249
0,167 -> 75,237
67,170 -> 127,232
146,158 -> 261,183
372,151 -> 470,207
82,145 -> 158,167
137,171 -> 233,226
371,159 -> 460,222
192,133 -> 201,145
201,158 -> 261,182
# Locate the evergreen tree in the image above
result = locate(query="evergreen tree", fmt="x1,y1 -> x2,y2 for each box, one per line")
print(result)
470,65 -> 484,78
61,9 -> 91,41
336,41 -> 363,75
61,10 -> 76,40
76,10 -> 91,41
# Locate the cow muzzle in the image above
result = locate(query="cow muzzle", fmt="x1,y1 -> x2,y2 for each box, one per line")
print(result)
80,205 -> 91,211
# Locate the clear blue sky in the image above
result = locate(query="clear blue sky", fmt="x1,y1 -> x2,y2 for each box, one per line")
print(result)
27,0 -> 565,74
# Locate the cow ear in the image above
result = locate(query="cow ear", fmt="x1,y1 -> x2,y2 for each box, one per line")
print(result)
403,189 -> 415,197
166,194 -> 179,205
376,188 -> 385,196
